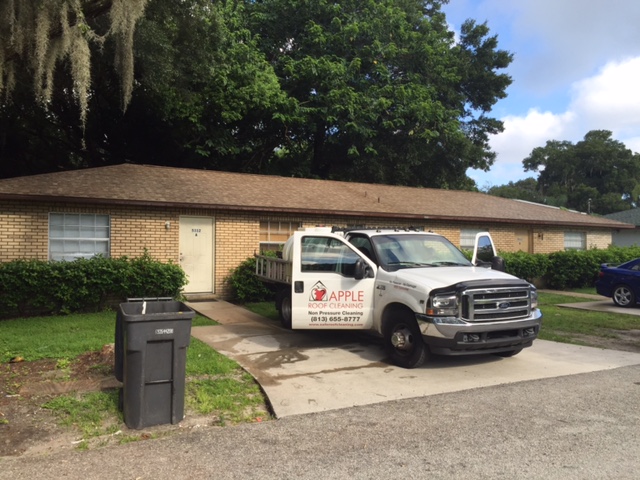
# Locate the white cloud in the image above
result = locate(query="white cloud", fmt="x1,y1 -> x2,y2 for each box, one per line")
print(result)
470,109 -> 575,187
449,1 -> 640,186
482,0 -> 640,95
623,137 -> 640,154
570,57 -> 640,135
471,56 -> 640,186
491,109 -> 575,160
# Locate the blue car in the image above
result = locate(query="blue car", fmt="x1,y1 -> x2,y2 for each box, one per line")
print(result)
595,258 -> 640,307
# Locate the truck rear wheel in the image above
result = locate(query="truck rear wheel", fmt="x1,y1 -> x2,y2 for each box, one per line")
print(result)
276,290 -> 292,329
383,311 -> 427,369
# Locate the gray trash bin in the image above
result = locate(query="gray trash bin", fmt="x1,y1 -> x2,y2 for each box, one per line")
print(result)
116,300 -> 195,429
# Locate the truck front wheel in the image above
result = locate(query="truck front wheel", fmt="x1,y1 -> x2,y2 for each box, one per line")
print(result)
276,290 -> 292,329
383,311 -> 428,369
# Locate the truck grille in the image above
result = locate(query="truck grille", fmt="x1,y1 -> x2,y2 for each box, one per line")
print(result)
461,287 -> 531,322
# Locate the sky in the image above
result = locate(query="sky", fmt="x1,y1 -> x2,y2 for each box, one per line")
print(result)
441,0 -> 640,190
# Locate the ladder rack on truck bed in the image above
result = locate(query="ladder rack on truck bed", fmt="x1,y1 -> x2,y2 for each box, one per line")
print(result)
255,255 -> 292,284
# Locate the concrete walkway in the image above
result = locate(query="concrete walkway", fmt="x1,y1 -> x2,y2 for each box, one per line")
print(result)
188,298 -> 640,419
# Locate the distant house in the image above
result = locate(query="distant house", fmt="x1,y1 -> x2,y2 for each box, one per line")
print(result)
603,209 -> 640,246
0,164 -> 632,297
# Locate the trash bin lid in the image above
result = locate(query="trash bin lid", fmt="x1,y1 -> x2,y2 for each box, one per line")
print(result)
119,301 -> 195,322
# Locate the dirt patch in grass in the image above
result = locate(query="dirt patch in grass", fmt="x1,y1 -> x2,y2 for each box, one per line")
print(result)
563,329 -> 640,354
0,346 -> 268,457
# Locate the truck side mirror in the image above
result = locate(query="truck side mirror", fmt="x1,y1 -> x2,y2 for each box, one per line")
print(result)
472,232 -> 497,266
354,259 -> 373,280
491,256 -> 506,272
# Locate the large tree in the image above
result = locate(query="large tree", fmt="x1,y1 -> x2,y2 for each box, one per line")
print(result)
246,0 -> 512,188
1,0 -> 512,189
486,177 -> 544,203
82,0 -> 290,173
0,0 -> 151,178
0,0 -> 148,123
523,130 -> 640,214
0,0 -> 286,177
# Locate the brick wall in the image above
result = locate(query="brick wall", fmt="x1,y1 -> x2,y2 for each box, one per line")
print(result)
214,213 -> 259,296
0,200 -> 614,298
110,206 -> 179,261
587,230 -> 612,249
0,201 -> 49,261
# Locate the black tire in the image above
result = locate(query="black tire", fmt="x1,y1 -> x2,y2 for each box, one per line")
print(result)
383,310 -> 428,369
493,348 -> 522,358
612,285 -> 635,308
276,289 -> 292,329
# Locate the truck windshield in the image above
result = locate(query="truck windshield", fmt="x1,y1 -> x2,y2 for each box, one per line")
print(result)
370,234 -> 472,271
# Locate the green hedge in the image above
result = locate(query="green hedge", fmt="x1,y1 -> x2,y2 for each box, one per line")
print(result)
500,251 -> 551,282
226,255 -> 275,303
0,252 -> 187,317
501,245 -> 640,290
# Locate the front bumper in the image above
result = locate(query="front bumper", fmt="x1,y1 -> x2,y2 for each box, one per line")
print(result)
416,309 -> 543,356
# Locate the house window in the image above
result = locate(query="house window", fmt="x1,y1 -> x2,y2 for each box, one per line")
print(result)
49,213 -> 110,261
459,228 -> 484,251
564,232 -> 586,251
259,220 -> 301,252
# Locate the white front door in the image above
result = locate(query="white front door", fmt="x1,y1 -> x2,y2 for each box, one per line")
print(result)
179,216 -> 214,293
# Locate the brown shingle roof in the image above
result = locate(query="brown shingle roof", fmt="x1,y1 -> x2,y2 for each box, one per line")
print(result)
0,164 -> 632,229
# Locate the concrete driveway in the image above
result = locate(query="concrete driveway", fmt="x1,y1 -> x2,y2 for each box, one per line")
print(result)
189,300 -> 640,418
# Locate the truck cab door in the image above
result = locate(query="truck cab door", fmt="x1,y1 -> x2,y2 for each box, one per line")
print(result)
290,232 -> 376,329
471,232 -> 505,271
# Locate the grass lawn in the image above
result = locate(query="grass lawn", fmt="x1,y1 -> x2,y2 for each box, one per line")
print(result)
2,292 -> 638,450
0,309 -> 269,447
537,292 -> 640,343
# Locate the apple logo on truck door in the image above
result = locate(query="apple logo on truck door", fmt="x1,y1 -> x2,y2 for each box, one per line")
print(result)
310,281 -> 328,301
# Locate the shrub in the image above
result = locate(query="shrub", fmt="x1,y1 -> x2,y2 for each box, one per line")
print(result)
226,255 -> 275,303
500,251 -> 550,282
0,252 -> 187,317
497,245 -> 640,290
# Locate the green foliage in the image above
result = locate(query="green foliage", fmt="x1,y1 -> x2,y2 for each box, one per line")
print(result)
1,0 -> 512,191
0,311 -> 115,362
43,391 -> 122,440
522,130 -> 640,214
0,253 -> 187,317
485,177 -> 544,202
186,373 -> 267,422
537,292 -> 640,346
544,250 -> 597,290
186,338 -> 240,376
500,246 -> 640,290
249,0 -> 512,188
543,246 -> 640,289
243,302 -> 279,321
3,312 -> 269,440
225,256 -> 274,304
500,251 -> 550,282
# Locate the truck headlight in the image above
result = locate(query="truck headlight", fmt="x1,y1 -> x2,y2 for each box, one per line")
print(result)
530,288 -> 538,309
426,294 -> 458,316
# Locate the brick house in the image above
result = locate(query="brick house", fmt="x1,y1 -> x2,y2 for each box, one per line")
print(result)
604,209 -> 640,247
0,164 -> 632,297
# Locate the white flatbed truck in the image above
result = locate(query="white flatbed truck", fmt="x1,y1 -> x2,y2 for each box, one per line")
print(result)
256,227 -> 542,368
